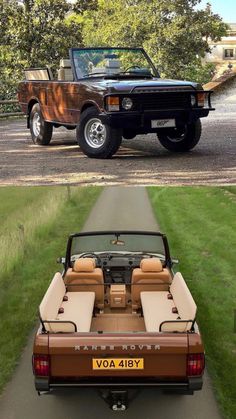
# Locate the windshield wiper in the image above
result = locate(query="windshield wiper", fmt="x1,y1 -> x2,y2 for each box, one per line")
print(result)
105,72 -> 153,79
118,71 -> 153,76
83,72 -> 108,78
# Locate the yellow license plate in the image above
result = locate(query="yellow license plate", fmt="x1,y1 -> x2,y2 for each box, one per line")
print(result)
92,358 -> 144,370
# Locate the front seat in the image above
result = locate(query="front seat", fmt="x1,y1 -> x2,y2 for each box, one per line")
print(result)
131,258 -> 172,310
64,257 -> 104,309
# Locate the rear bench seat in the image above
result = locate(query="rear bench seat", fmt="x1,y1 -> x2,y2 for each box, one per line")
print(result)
39,272 -> 95,333
141,272 -> 197,333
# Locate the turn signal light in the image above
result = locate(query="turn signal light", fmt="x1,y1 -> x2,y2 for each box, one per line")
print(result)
33,354 -> 50,376
187,353 -> 205,376
106,96 -> 120,111
197,92 -> 205,107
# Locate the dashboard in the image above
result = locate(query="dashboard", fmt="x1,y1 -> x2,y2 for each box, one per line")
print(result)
101,256 -> 140,284
70,253 -> 166,284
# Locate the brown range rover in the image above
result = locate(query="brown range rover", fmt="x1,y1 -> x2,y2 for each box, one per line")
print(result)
33,231 -> 205,410
18,47 -> 214,158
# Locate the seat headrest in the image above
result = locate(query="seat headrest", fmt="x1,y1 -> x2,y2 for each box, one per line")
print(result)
140,258 -> 163,272
73,258 -> 95,272
60,58 -> 71,68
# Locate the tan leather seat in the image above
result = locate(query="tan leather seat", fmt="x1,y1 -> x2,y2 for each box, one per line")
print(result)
58,58 -> 73,81
131,258 -> 172,310
64,258 -> 104,309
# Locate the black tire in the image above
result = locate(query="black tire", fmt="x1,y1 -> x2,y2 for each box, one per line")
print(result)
29,103 -> 53,145
123,129 -> 136,140
77,107 -> 122,158
157,119 -> 202,152
65,126 -> 76,130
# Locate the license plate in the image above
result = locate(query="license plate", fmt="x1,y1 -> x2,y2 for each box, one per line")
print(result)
151,119 -> 175,128
92,358 -> 144,370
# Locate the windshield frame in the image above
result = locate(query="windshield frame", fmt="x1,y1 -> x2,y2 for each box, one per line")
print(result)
69,47 -> 160,81
65,230 -> 171,269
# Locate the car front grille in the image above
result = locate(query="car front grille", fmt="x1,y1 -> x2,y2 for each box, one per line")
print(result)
133,92 -> 191,110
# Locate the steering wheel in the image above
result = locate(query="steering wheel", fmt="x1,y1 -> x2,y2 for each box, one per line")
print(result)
124,65 -> 141,73
78,252 -> 102,266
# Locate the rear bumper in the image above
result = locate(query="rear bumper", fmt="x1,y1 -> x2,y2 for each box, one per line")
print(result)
99,108 -> 212,132
35,376 -> 203,394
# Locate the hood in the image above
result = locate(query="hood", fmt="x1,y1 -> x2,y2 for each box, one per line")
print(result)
93,77 -> 199,93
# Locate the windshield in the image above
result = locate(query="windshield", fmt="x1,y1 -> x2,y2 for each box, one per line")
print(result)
70,48 -> 158,79
70,232 -> 166,261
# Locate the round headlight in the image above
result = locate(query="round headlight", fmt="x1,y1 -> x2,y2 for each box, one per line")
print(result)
122,97 -> 133,110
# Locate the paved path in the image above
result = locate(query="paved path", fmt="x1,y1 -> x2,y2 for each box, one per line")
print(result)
0,87 -> 236,185
0,187 -> 222,419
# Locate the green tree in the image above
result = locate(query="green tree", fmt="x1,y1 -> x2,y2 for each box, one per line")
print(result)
1,0 -> 83,68
82,0 -> 228,83
72,0 -> 98,14
0,0 -> 84,100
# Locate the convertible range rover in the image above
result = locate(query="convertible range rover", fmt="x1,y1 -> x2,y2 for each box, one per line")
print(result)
33,231 -> 205,410
18,47 -> 214,158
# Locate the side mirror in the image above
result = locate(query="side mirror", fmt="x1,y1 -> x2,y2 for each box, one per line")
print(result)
57,257 -> 65,264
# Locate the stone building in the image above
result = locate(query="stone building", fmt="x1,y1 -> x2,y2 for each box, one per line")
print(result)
205,24 -> 236,76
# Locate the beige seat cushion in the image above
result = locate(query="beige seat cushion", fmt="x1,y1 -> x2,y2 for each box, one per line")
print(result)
58,291 -> 95,333
39,272 -> 95,333
141,291 -> 177,332
140,273 -> 197,333
170,272 -> 197,320
39,272 -> 66,321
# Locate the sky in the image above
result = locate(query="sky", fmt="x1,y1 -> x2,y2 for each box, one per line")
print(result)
199,0 -> 236,22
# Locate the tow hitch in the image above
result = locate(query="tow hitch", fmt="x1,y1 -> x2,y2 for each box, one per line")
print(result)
101,390 -> 128,410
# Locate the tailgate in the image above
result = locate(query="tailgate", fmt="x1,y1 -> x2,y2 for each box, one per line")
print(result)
49,334 -> 189,379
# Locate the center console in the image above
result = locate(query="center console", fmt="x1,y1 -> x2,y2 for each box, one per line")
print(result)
110,284 -> 126,308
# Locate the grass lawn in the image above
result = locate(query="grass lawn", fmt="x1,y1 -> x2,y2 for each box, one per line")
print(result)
0,186 -> 102,394
148,186 -> 236,419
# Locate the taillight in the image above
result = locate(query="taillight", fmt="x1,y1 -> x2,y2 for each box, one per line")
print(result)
33,354 -> 50,376
187,353 -> 205,376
